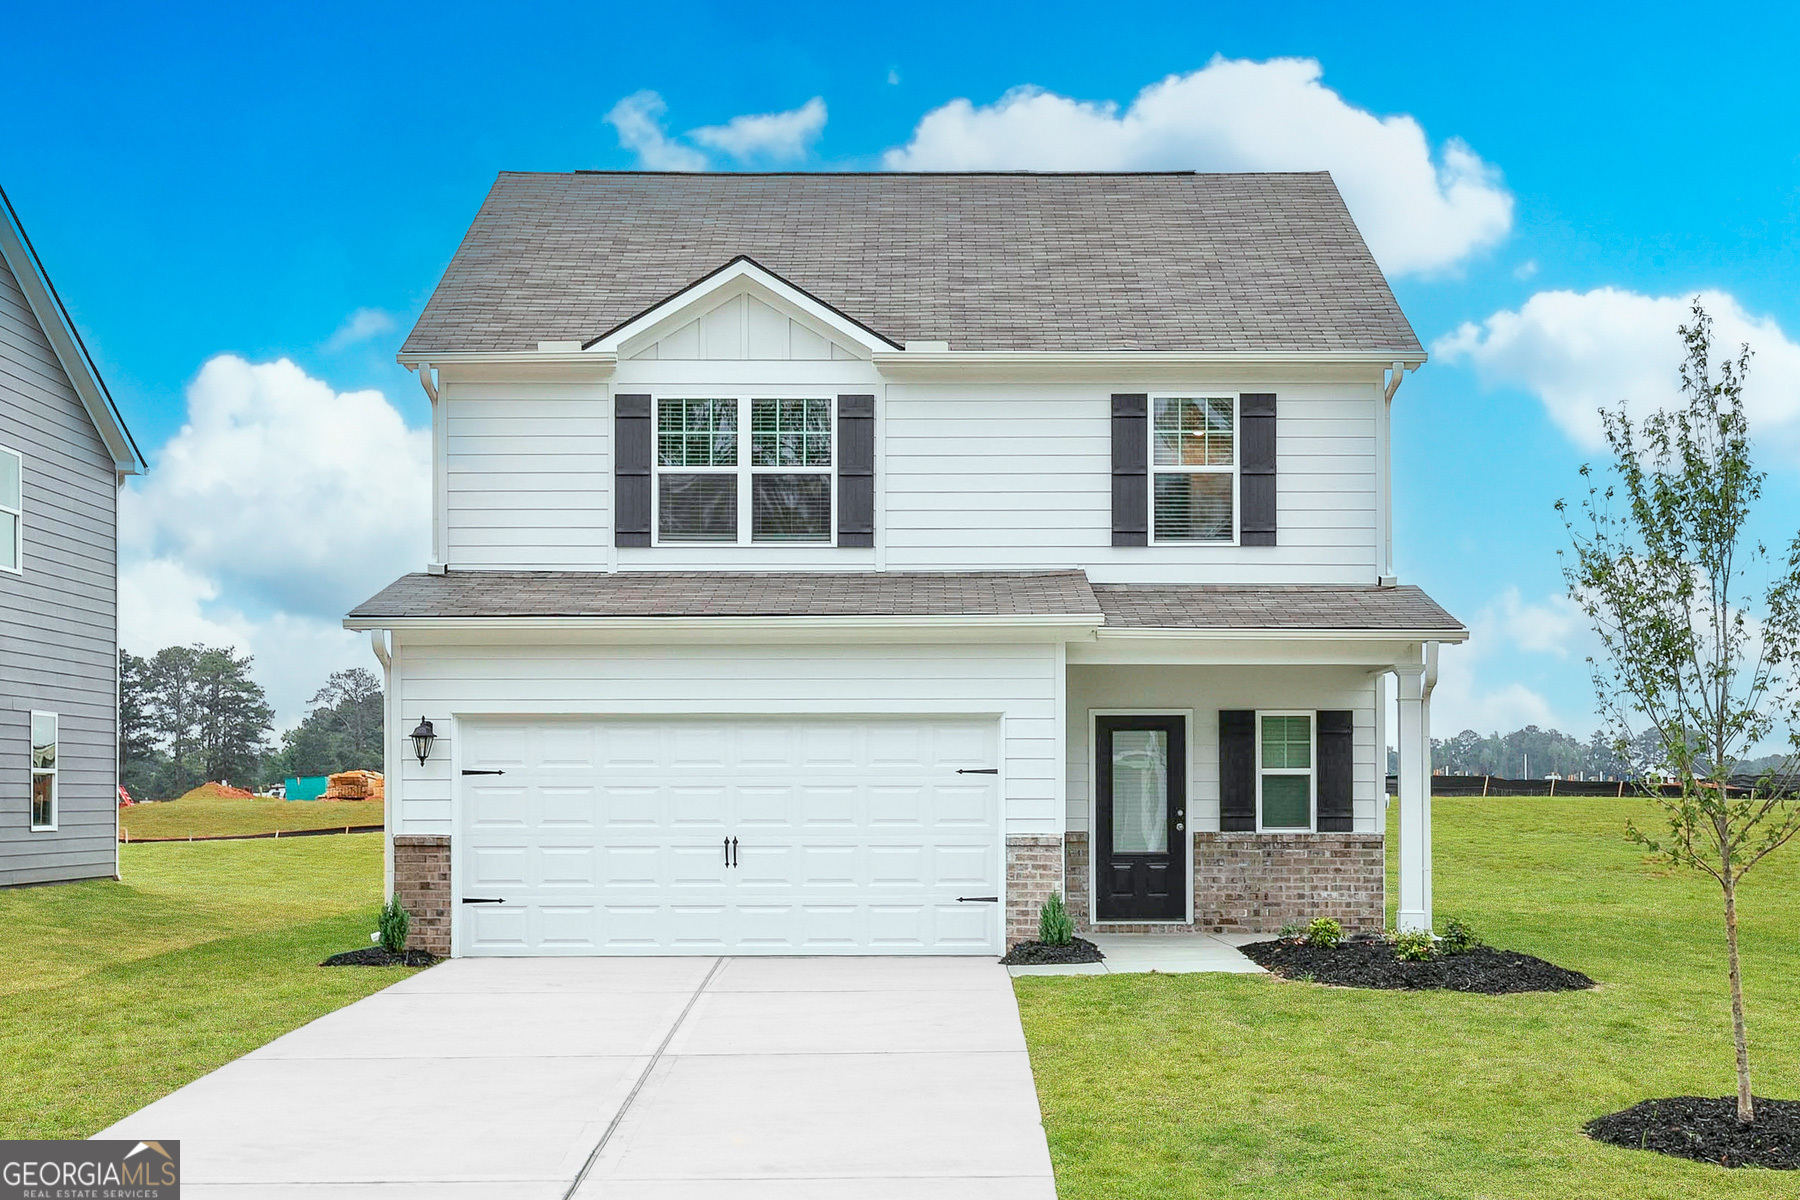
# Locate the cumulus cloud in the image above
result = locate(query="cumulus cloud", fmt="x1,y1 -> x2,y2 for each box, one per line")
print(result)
1435,287 -> 1800,453
324,307 -> 397,351
1427,588 -> 1595,737
606,91 -> 709,171
691,97 -> 827,163
881,57 -> 1512,276
120,357 -> 429,726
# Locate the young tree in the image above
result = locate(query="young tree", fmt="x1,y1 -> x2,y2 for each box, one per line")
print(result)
1560,300 -> 1800,1124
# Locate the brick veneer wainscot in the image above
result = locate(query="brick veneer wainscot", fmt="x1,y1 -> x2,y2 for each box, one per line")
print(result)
1064,831 -> 1384,935
1004,836 -> 1064,948
392,835 -> 452,956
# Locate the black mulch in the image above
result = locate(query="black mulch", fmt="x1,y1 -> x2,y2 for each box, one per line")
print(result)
1001,937 -> 1105,965
320,947 -> 440,968
1586,1096 -> 1800,1169
1240,938 -> 1594,993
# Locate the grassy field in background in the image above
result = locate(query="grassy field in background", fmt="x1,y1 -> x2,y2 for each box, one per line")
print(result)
121,792 -> 384,840
0,835 -> 418,1138
1018,796 -> 1800,1199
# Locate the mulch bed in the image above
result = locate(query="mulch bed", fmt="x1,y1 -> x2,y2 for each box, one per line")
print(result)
1001,937 -> 1105,965
1586,1096 -> 1800,1169
320,947 -> 440,968
1241,938 -> 1594,993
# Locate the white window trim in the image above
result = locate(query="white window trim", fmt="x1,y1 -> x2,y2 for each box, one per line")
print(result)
1147,394 -> 1239,547
29,710 -> 57,832
650,395 -> 838,547
0,443 -> 21,575
1255,709 -> 1316,833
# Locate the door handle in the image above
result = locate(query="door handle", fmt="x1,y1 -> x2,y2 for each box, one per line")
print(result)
731,837 -> 739,868
1176,822 -> 1184,831
724,837 -> 731,867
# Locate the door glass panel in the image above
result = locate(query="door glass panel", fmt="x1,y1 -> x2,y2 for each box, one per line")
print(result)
1111,730 -> 1168,854
1262,774 -> 1310,828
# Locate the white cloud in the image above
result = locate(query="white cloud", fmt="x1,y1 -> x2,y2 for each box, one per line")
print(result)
881,57 -> 1512,276
120,356 -> 429,727
1435,287 -> 1800,452
605,91 -> 709,171
1427,588 -> 1595,737
324,307 -> 397,351
691,97 -> 827,163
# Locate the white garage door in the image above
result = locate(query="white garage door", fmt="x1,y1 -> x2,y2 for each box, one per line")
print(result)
456,716 -> 1002,956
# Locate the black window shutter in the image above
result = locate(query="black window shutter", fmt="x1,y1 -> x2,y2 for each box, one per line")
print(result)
836,394 -> 875,548
614,394 -> 652,547
1111,393 -> 1148,546
1239,392 -> 1276,546
1219,710 -> 1256,831
1317,710 -> 1355,832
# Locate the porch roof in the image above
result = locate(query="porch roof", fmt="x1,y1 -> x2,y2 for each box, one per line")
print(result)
1091,583 -> 1465,636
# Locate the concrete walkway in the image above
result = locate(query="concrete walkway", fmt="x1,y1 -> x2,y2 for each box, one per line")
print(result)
98,957 -> 1055,1199
1006,932 -> 1268,977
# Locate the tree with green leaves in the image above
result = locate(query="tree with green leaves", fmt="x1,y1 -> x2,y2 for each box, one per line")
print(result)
193,646 -> 273,786
118,649 -> 161,798
268,667 -> 384,782
1560,300 -> 1800,1125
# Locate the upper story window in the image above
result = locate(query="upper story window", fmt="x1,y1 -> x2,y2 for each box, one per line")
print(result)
656,397 -> 833,544
30,711 -> 56,830
0,445 -> 20,572
1151,397 -> 1235,543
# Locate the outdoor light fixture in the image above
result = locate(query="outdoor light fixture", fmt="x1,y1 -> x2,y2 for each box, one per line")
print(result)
410,718 -> 436,767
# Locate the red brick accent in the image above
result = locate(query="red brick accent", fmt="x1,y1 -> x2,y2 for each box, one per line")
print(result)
1005,836 -> 1064,948
393,835 -> 452,956
1065,830 -> 1384,935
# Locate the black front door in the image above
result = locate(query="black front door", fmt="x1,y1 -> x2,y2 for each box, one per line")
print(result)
1095,715 -> 1186,921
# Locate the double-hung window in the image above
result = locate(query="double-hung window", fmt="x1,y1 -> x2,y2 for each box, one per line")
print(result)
0,445 -> 20,572
30,711 -> 56,830
1257,711 -> 1314,831
1151,396 -> 1235,543
656,397 -> 833,544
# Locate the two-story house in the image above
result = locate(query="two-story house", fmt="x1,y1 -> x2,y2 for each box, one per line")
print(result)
1,184 -> 143,886
347,170 -> 1465,958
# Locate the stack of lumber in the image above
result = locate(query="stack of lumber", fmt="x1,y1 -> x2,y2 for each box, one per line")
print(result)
323,770 -> 385,801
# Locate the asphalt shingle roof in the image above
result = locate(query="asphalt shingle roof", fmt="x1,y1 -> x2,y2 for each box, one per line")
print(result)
348,572 -> 1462,634
403,171 -> 1421,355
1092,584 -> 1464,632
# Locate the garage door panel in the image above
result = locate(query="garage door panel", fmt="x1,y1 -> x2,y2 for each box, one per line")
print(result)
458,716 -> 1002,955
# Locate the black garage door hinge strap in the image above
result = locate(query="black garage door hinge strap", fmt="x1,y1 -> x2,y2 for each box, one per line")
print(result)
462,769 -> 505,775
461,897 -> 505,904
956,768 -> 999,775
956,896 -> 1000,902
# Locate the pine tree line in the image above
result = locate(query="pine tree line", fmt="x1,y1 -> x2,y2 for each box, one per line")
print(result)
119,647 -> 383,799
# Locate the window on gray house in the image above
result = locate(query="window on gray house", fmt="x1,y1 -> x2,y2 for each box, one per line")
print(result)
0,445 -> 20,572
1152,396 -> 1235,542
30,711 -> 57,830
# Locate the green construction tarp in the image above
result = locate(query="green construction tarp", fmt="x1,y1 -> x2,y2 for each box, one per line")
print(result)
285,775 -> 330,801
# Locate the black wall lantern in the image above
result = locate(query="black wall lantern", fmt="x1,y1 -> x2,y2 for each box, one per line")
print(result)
410,718 -> 437,767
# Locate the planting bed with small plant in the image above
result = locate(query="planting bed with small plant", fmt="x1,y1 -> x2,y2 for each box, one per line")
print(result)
1242,915 -> 1596,994
1001,894 -> 1104,965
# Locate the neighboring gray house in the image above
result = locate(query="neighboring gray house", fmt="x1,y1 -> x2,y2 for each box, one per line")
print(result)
0,184 -> 143,886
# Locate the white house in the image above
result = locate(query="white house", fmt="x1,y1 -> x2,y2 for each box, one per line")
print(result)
346,170 -> 1465,958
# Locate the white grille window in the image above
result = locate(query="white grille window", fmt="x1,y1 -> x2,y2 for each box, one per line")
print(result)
653,396 -> 833,545
1151,397 -> 1235,543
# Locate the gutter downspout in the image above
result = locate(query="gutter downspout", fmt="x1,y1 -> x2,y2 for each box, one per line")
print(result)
414,361 -> 438,403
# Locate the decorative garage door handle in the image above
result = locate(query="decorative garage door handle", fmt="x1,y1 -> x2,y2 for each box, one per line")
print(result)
956,768 -> 998,775
461,897 -> 505,904
956,896 -> 999,902
462,769 -> 505,776
723,837 -> 739,868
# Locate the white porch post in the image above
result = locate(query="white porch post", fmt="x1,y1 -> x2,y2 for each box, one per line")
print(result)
1394,645 -> 1438,933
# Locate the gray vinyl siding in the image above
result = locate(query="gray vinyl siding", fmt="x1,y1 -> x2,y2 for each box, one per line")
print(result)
0,250 -> 118,885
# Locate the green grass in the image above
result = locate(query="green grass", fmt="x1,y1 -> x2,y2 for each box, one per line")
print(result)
0,835 -> 419,1138
121,792 -> 384,840
1018,797 -> 1800,1198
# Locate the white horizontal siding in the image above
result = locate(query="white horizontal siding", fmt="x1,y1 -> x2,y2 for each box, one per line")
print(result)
440,381 -> 610,568
1066,665 -> 1380,835
390,637 -> 1063,838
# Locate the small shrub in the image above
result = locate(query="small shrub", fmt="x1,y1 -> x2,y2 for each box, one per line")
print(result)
1304,917 -> 1342,949
1038,893 -> 1074,946
377,898 -> 410,954
1439,916 -> 1483,956
1391,928 -> 1435,962
1277,920 -> 1305,941
1297,971 -> 1317,984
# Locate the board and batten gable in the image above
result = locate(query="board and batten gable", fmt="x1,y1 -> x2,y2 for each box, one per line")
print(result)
431,360 -> 1387,584
0,249 -> 120,885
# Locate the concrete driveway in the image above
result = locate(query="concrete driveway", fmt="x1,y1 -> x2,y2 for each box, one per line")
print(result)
99,957 -> 1056,1198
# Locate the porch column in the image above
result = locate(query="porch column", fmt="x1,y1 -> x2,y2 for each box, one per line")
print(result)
1394,645 -> 1438,932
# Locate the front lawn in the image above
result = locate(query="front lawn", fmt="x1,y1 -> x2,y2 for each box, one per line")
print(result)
1018,797 -> 1800,1198
121,792 -> 384,840
0,834 -> 419,1138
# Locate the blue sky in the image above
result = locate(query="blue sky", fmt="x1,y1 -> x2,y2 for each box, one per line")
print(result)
4,0 -> 1798,732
